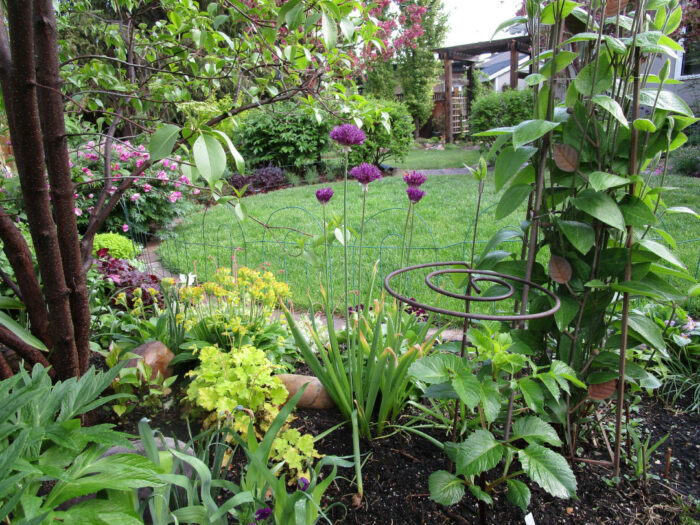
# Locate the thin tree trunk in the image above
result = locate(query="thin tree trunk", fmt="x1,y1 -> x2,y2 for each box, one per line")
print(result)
3,1 -> 79,380
0,349 -> 12,380
34,0 -> 91,374
0,206 -> 52,347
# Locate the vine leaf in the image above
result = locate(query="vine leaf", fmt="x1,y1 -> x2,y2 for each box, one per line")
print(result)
588,379 -> 617,400
553,143 -> 578,172
549,255 -> 572,284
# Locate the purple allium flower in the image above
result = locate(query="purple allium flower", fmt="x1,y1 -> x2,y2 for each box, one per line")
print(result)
350,163 -> 381,188
330,124 -> 366,146
403,170 -> 426,187
299,477 -> 309,491
254,507 -> 272,521
315,187 -> 334,204
406,187 -> 425,203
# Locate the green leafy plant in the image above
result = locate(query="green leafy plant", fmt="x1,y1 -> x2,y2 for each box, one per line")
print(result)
0,364 -> 166,524
407,323 -> 583,517
186,344 -> 321,482
92,232 -> 137,259
670,145 -> 700,176
469,89 -> 534,139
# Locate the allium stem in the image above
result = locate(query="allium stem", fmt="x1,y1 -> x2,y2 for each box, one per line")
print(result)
357,191 -> 367,310
323,204 -> 330,301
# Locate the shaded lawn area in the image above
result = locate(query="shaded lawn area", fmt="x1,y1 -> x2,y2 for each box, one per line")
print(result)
160,173 -> 700,313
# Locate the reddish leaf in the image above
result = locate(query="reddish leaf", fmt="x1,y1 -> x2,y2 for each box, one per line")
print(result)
588,379 -> 617,400
549,255 -> 573,284
605,0 -> 629,18
553,144 -> 579,173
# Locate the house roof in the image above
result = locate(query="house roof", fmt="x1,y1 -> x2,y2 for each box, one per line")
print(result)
479,52 -> 529,80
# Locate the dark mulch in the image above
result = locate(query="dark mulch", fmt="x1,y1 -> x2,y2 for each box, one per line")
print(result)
103,371 -> 699,525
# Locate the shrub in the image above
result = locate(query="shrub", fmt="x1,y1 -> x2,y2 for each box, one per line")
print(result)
671,145 -> 700,177
236,101 -> 332,170
92,232 -> 136,259
93,251 -> 163,310
469,88 -> 534,137
227,165 -> 288,195
348,99 -> 415,166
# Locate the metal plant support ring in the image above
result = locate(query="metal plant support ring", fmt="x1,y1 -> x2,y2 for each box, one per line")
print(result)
384,261 -> 561,322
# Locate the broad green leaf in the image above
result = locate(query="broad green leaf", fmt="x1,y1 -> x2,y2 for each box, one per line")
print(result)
541,51 -> 578,76
664,6 -> 682,34
454,429 -> 504,476
574,53 -> 613,95
474,126 -> 515,137
638,239 -> 685,269
468,485 -> 494,505
479,381 -> 502,424
541,1 -> 579,24
592,95 -> 628,128
478,228 -> 522,267
408,353 -> 462,384
212,130 -> 245,173
506,479 -> 531,512
588,171 -> 630,192
554,295 -> 579,332
551,360 -> 585,391
193,133 -> 226,186
285,3 -> 305,30
519,444 -> 577,498
494,146 -> 537,191
611,275 -> 684,302
604,35 -> 627,54
525,73 -> 547,86
339,18 -> 355,41
512,120 -> 559,149
633,118 -> 656,132
428,470 -> 465,506
0,296 -> 24,309
512,416 -> 562,446
665,206 -> 700,219
0,311 -> 47,351
148,124 -> 180,162
491,16 -> 527,37
496,184 -> 532,220
452,369 -> 480,410
627,312 -> 666,352
519,378 -> 544,413
557,220 -> 595,254
572,189 -> 625,230
619,195 -> 657,227
639,89 -> 693,117
277,0 -> 302,26
321,13 -> 337,50
538,372 -> 561,400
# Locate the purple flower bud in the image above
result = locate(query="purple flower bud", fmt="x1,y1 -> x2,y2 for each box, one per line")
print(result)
406,187 -> 425,203
299,477 -> 309,491
254,507 -> 272,521
315,187 -> 334,204
350,163 -> 381,187
330,124 -> 366,146
403,170 -> 426,187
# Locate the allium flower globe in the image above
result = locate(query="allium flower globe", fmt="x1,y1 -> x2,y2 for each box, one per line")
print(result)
330,124 -> 366,147
350,163 -> 381,189
315,187 -> 334,204
406,187 -> 425,203
403,170 -> 426,187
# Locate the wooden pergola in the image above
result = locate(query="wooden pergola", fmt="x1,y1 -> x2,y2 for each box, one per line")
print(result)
434,36 -> 531,143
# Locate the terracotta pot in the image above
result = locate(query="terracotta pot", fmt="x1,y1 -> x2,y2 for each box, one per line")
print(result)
277,374 -> 335,409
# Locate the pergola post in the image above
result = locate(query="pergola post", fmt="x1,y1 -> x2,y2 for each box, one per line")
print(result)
510,39 -> 518,89
467,63 -> 475,119
444,55 -> 453,143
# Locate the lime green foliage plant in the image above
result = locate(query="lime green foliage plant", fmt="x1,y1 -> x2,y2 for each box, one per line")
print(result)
92,232 -> 137,259
408,324 -> 584,516
186,344 -> 321,482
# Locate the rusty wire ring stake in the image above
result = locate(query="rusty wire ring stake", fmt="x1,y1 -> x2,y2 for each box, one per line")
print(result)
384,261 -> 560,322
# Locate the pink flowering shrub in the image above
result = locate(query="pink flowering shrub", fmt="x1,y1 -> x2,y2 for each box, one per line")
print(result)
71,140 -> 195,236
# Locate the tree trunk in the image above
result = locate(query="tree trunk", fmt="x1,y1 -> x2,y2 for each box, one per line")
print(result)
34,0 -> 91,374
1,1 -> 80,380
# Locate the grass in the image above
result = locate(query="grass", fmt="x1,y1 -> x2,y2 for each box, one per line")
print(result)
160,169 -> 700,315
387,144 -> 481,170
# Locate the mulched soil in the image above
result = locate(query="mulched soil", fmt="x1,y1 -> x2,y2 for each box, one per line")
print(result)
104,369 -> 699,525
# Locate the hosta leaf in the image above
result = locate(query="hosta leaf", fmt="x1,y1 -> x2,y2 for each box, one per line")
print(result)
454,429 -> 504,476
557,220 -> 595,254
429,470 -> 465,506
572,189 -> 625,230
519,444 -> 577,498
506,479 -> 531,512
512,416 -> 562,446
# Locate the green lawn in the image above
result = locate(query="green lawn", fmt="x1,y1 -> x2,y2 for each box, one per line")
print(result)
160,171 -> 700,313
387,144 -> 481,170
